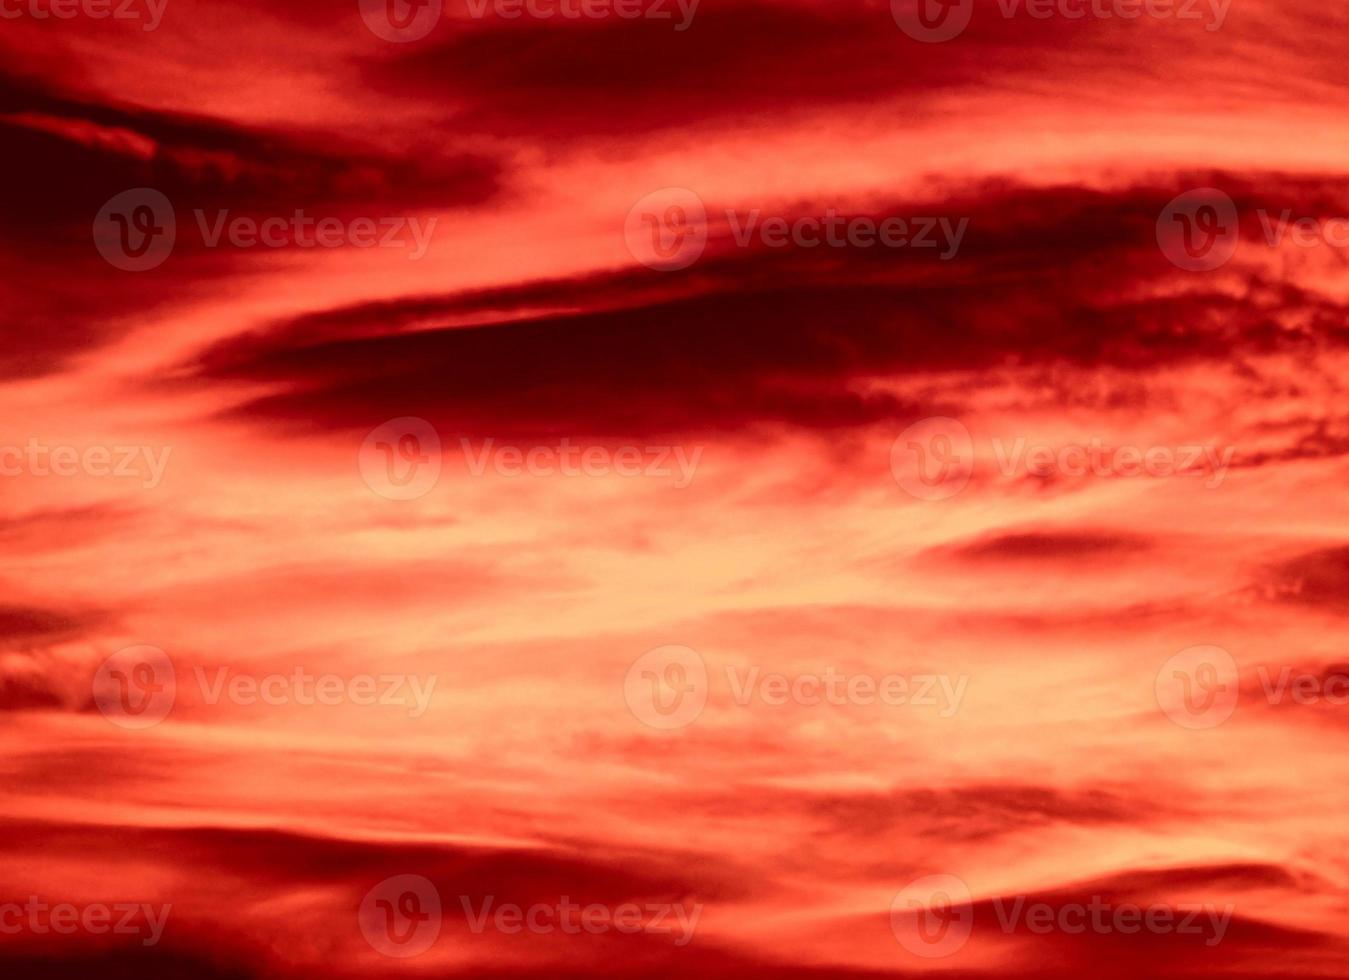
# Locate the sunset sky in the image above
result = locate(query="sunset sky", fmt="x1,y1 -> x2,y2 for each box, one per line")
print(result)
2,0 -> 1348,976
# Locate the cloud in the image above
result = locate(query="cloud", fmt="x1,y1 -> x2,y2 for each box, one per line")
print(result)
1259,546 -> 1349,613
926,529 -> 1152,564
0,70 -> 501,378
188,176 -> 1349,438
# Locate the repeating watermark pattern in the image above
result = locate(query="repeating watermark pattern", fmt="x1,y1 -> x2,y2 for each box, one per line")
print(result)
358,877 -> 700,956
92,646 -> 177,730
1158,188 -> 1349,271
359,0 -> 442,41
360,876 -> 442,958
359,0 -> 697,42
1255,665 -> 1349,706
624,645 -> 708,730
461,438 -> 703,488
890,417 -> 975,501
193,667 -> 437,718
360,417 -> 444,501
0,899 -> 171,946
359,419 -> 704,499
889,875 -> 974,958
462,896 -> 702,946
0,439 -> 171,489
624,187 -> 969,271
1155,645 -> 1239,730
891,417 -> 1235,500
891,0 -> 1228,43
1256,210 -> 1349,251
988,896 -> 1233,945
1156,188 -> 1241,271
890,0 -> 974,42
0,0 -> 166,30
464,0 -> 698,27
891,874 -> 1234,958
93,647 -> 438,728
724,667 -> 968,715
624,646 -> 968,730
94,189 -> 437,271
624,188 -> 708,272
1157,646 -> 1349,729
989,437 -> 1234,488
194,210 -> 436,257
93,189 -> 176,272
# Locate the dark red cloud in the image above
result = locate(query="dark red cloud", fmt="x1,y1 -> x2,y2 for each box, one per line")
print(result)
359,0 -> 1252,138
0,69 -> 501,377
184,176 -> 1349,438
1260,546 -> 1349,613
927,529 -> 1152,564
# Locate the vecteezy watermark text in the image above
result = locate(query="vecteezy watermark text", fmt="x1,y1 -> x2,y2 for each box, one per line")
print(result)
92,646 -> 439,729
1157,187 -> 1349,272
193,666 -> 437,718
624,646 -> 970,729
0,439 -> 171,489
193,210 -> 436,257
358,418 -> 705,500
625,188 -> 968,271
990,437 -> 1234,488
891,0 -> 1228,43
358,876 -> 701,959
1156,645 -> 1349,729
464,0 -> 698,27
461,438 -> 702,488
0,898 -> 171,946
890,418 -> 1235,501
1,0 -> 166,30
359,0 -> 698,43
889,874 -> 1234,959
462,896 -> 702,946
986,895 -> 1233,945
94,189 -> 437,271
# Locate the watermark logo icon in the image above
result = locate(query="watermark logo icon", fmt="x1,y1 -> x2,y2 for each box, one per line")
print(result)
625,188 -> 708,271
93,189 -> 175,272
891,0 -> 974,42
624,645 -> 708,730
359,418 -> 443,500
1157,188 -> 1239,271
359,875 -> 442,958
1156,645 -> 1239,729
359,0 -> 441,40
891,874 -> 974,958
92,646 -> 176,729
890,417 -> 975,500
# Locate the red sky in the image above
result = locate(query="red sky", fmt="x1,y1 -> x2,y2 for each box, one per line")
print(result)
2,0 -> 1348,976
